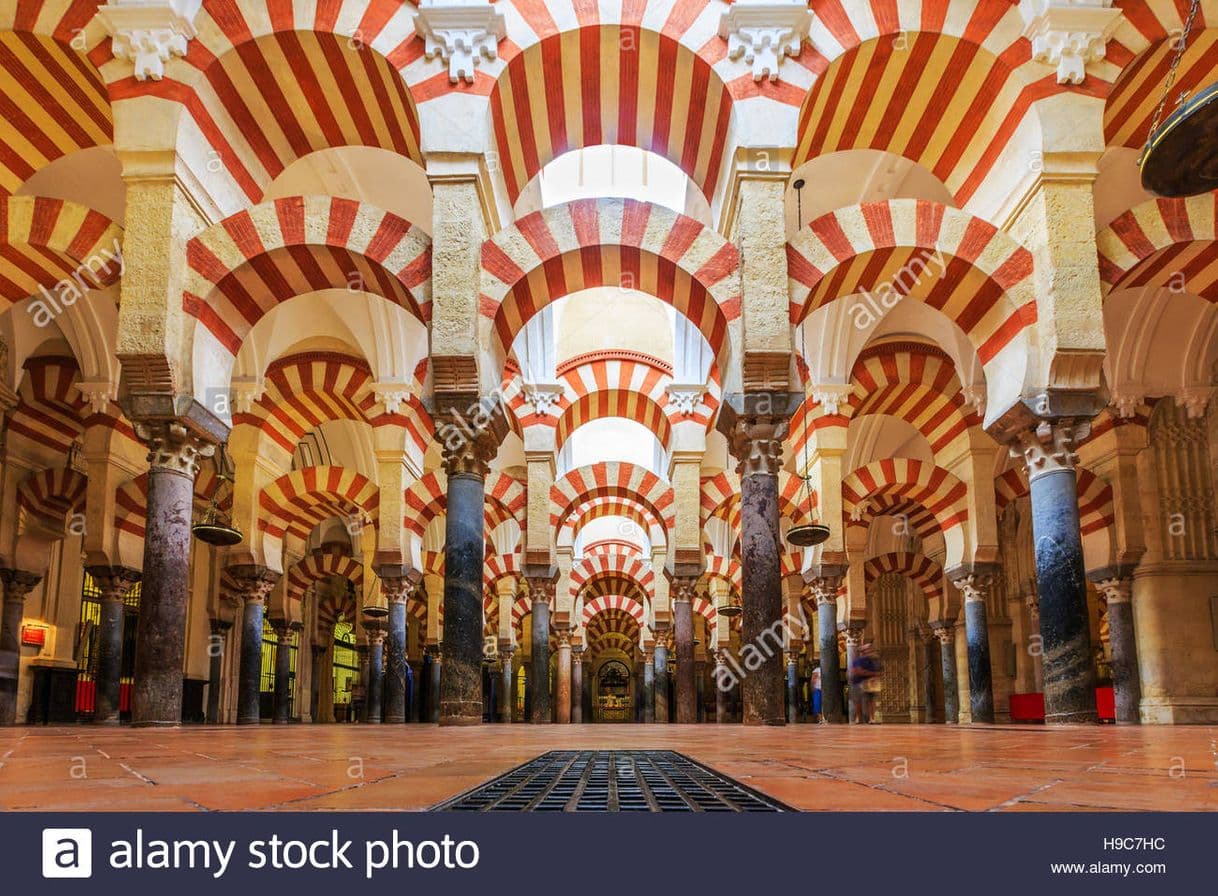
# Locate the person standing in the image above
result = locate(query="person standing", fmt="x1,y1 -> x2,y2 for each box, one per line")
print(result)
849,643 -> 883,724
810,665 -> 824,723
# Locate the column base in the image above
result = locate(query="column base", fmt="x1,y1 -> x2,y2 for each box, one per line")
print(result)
1139,696 -> 1218,724
439,701 -> 483,725
91,718 -> 122,727
130,720 -> 182,729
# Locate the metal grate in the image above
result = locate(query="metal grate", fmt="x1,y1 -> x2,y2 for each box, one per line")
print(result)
432,750 -> 791,812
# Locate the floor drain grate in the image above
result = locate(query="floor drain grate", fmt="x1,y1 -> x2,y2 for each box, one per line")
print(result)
431,750 -> 791,812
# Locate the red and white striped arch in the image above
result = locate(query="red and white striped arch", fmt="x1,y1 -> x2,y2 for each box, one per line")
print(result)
183,196 -> 431,356
550,462 -> 675,540
570,550 -> 655,600
487,23 -> 734,204
483,554 -> 519,592
993,465 -> 1115,538
1097,195 -> 1218,302
316,585 -> 357,628
258,466 -> 379,542
17,466 -> 86,527
481,198 -> 739,365
286,550 -> 363,603
558,494 -> 666,549
0,196 -> 122,307
842,458 -> 969,562
700,470 -> 815,530
704,554 -> 742,594
863,551 -> 946,605
581,594 -> 646,629
403,472 -> 446,539
0,10 -> 112,194
788,200 -> 1037,367
7,354 -> 88,454
585,606 -> 642,653
485,471 -> 527,530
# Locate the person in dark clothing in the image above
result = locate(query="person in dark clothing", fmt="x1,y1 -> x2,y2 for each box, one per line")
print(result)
849,643 -> 883,724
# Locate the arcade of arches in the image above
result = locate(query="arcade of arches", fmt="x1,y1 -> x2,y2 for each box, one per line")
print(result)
1,0 -> 1217,738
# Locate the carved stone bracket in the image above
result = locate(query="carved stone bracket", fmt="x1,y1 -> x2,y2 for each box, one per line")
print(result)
1019,0 -> 1123,85
414,0 -> 507,84
523,382 -> 564,417
718,0 -> 814,83
810,384 -> 854,417
95,0 -> 200,81
373,383 -> 414,417
665,383 -> 706,417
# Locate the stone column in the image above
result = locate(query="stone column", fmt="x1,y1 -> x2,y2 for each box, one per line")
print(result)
582,655 -> 593,721
363,625 -> 385,724
952,572 -> 995,723
527,577 -> 554,723
498,646 -> 514,723
570,645 -> 584,724
671,579 -> 697,723
128,416 -> 218,726
437,437 -> 488,725
643,647 -> 656,722
271,620 -> 298,724
1095,577 -> 1140,724
206,618 -> 231,725
380,574 -> 413,724
724,408 -> 788,725
0,570 -> 40,726
811,577 -> 845,722
310,643 -> 325,724
1013,420 -> 1098,723
1027,595 -> 1045,692
842,623 -> 865,722
427,645 -> 442,723
354,644 -> 369,722
231,567 -> 278,725
554,629 -> 572,724
86,566 -> 141,725
786,648 -> 800,724
713,650 -> 730,723
932,623 -> 959,724
653,629 -> 670,723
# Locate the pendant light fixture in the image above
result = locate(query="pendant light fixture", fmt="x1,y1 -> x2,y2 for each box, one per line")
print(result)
191,442 -> 244,546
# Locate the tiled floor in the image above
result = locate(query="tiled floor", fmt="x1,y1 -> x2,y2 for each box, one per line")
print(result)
1,723 -> 1215,812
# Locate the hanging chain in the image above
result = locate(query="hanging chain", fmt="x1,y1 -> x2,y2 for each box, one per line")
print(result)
1141,0 -> 1202,166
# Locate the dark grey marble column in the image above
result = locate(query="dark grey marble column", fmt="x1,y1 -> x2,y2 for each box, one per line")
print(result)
654,632 -> 670,723
440,443 -> 491,726
786,650 -> 800,724
643,649 -> 655,722
1096,577 -> 1140,724
812,580 -> 845,723
527,579 -> 553,723
230,566 -> 278,726
671,583 -> 697,723
363,626 -> 385,724
271,620 -> 297,724
309,643 -> 325,723
714,651 -> 729,723
582,656 -> 593,721
380,575 -> 412,724
499,647 -> 514,723
729,415 -> 787,726
129,418 -> 217,726
0,570 -> 40,726
86,567 -> 140,725
1021,423 -> 1098,723
571,647 -> 584,723
206,618 -> 231,724
954,573 -> 995,723
933,623 -> 959,723
427,646 -> 441,723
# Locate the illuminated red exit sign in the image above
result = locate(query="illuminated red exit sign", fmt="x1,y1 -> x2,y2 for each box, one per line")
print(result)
20,625 -> 46,648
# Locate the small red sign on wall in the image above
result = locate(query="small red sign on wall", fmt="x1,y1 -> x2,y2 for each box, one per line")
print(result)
20,625 -> 46,648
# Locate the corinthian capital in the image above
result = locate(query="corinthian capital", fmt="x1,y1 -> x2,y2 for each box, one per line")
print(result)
1010,418 -> 1090,481
85,566 -> 141,601
378,573 -> 416,605
227,565 -> 280,605
727,415 -> 787,477
133,419 -> 217,478
0,569 -> 42,601
949,566 -> 997,604
930,622 -> 955,646
525,576 -> 556,607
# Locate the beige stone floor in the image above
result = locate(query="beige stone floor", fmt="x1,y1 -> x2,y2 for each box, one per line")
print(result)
0,723 -> 1215,812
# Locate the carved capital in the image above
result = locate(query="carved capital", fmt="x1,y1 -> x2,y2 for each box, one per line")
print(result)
930,622 -> 955,646
1019,0 -> 1123,86
86,566 -> 141,601
96,0 -> 200,81
668,575 -> 700,604
525,577 -> 556,608
810,383 -> 854,417
727,415 -> 787,477
950,571 -> 994,605
555,628 -> 572,649
523,381 -> 564,417
841,622 -> 866,647
808,575 -> 842,605
209,617 -> 232,638
718,0 -> 813,83
372,382 -> 414,417
378,574 -> 415,605
1094,577 -> 1132,605
134,419 -> 217,477
227,565 -> 279,605
0,568 -> 41,602
1009,418 -> 1090,481
665,383 -> 706,417
363,622 -> 387,645
415,0 -> 506,84
441,428 -> 498,479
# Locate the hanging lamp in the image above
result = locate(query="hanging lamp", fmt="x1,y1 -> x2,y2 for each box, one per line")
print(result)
191,442 -> 243,546
1140,0 -> 1218,197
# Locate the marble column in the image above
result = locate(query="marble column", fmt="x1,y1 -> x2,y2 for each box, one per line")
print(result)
933,623 -> 959,723
582,656 -> 593,722
953,572 -> 995,723
86,566 -> 141,725
1096,577 -> 1140,724
427,645 -> 442,723
843,623 -> 865,722
653,630 -> 670,723
0,570 -> 40,726
714,650 -> 729,723
439,433 -> 497,726
725,410 -> 788,725
1014,420 -> 1098,723
570,646 -> 584,724
363,625 -> 385,724
231,567 -> 278,726
128,417 -> 217,726
310,643 -> 325,723
695,659 -> 707,722
555,630 -> 572,724
643,647 -> 656,722
498,646 -> 514,723
812,579 -> 845,723
527,577 -> 554,723
271,620 -> 298,724
380,575 -> 413,724
671,580 -> 697,723
786,649 -> 800,724
1027,595 -> 1045,692
206,618 -> 231,725
355,644 -> 369,722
